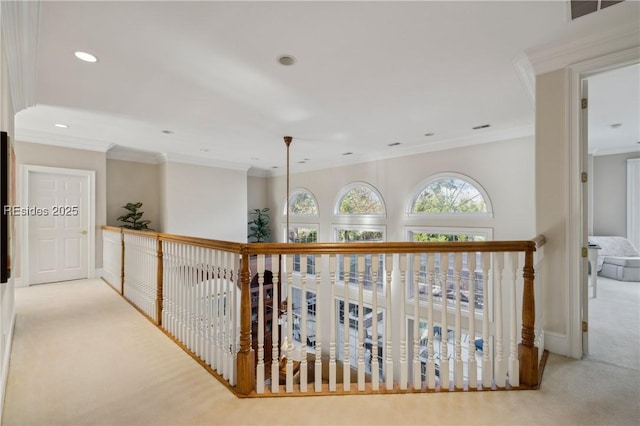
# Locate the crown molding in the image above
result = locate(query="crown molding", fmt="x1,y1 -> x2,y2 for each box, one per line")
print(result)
513,53 -> 535,105
106,146 -> 163,164
526,21 -> 640,76
260,124 -> 535,177
15,129 -> 115,152
160,152 -> 251,172
1,0 -> 40,113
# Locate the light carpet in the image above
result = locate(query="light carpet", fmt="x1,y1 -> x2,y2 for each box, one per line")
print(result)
2,278 -> 639,426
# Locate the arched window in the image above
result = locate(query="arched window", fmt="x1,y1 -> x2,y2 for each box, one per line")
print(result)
335,183 -> 385,216
286,188 -> 319,215
410,174 -> 491,215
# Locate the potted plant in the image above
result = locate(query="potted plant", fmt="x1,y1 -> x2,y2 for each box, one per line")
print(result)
117,202 -> 152,230
248,208 -> 270,242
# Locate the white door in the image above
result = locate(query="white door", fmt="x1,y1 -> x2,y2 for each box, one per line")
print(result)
28,171 -> 89,284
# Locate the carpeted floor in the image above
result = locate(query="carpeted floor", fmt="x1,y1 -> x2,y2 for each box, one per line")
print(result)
1,278 -> 639,426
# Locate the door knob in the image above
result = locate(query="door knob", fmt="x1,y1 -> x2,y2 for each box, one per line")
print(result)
81,230 -> 88,235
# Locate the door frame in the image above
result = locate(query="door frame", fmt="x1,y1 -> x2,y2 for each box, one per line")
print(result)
567,47 -> 640,359
20,165 -> 96,286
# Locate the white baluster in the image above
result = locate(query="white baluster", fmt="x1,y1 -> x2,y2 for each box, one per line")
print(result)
329,256 -> 337,392
508,252 -> 520,387
256,255 -> 265,393
343,255 -> 351,392
314,256 -> 322,393
440,253 -> 450,391
214,249 -> 221,372
271,255 -> 280,393
426,254 -> 436,390
300,254 -> 308,393
230,253 -> 239,386
371,255 -> 380,391
454,252 -> 463,390
286,255 -> 294,393
494,252 -> 506,388
467,252 -> 478,389
412,253 -> 421,390
384,254 -> 394,391
399,254 -> 407,391
357,255 -> 365,392
481,252 -> 492,388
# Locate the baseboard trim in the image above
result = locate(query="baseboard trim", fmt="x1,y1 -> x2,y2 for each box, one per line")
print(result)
543,331 -> 572,358
0,307 -> 17,419
94,268 -> 104,278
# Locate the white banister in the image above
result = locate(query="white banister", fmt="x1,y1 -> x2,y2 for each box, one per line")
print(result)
357,255 -> 366,391
426,254 -> 436,390
314,256 -> 322,393
384,254 -> 394,390
399,254 -> 407,390
329,256 -> 337,392
481,252 -> 491,388
271,255 -> 280,393
300,254 -> 308,393
412,253 -> 421,390
508,252 -> 520,387
256,255 -> 265,394
343,255 -> 351,391
454,252 -> 463,390
467,252 -> 478,389
494,252 -> 506,388
371,256 -> 380,391
440,253 -> 450,390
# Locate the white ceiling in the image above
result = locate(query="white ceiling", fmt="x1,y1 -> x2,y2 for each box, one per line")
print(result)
14,1 -> 640,175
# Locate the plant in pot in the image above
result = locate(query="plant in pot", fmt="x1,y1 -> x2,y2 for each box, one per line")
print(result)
248,208 -> 270,242
117,202 -> 152,230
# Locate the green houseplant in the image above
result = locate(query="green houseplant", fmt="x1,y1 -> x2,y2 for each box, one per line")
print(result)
117,202 -> 152,230
248,208 -> 270,242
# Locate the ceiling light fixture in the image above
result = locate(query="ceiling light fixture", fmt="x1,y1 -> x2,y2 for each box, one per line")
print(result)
472,124 -> 491,130
277,55 -> 296,66
74,51 -> 98,63
54,123 -> 68,128
161,130 -> 174,134
424,132 -> 435,137
342,152 -> 353,156
388,142 -> 401,147
610,123 -> 623,128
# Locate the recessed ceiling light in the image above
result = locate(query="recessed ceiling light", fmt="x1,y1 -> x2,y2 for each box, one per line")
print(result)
277,55 -> 296,66
342,152 -> 353,156
54,123 -> 68,128
472,124 -> 491,130
388,142 -> 401,147
298,160 -> 307,164
424,132 -> 435,137
161,130 -> 174,134
272,166 -> 279,169
74,51 -> 98,63
610,123 -> 623,129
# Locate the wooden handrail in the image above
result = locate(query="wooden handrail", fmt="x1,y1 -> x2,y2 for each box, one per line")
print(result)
101,225 -> 546,394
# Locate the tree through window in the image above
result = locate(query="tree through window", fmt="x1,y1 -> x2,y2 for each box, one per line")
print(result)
411,176 -> 489,214
337,184 -> 384,215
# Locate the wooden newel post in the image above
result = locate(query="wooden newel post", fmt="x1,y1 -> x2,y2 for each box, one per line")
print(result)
156,238 -> 163,326
236,249 -> 255,395
519,247 -> 539,388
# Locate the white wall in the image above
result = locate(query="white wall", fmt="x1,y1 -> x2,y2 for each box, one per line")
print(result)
106,159 -> 160,229
161,161 -> 248,242
593,152 -> 640,237
264,136 -> 535,244
535,69 -> 569,348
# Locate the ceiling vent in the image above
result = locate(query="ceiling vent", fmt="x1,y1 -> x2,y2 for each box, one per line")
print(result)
570,0 -> 624,20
